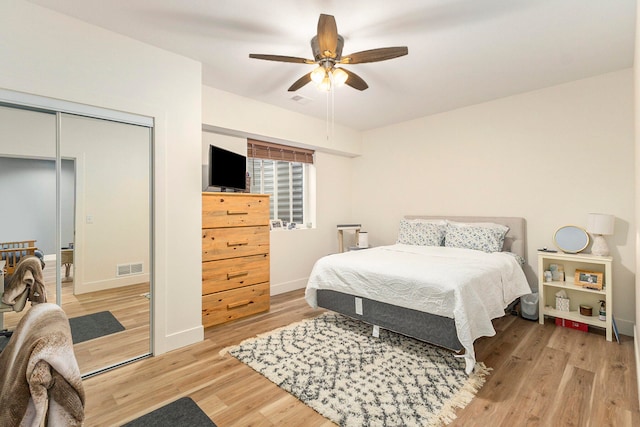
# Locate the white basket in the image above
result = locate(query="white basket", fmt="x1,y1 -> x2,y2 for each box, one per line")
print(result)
555,296 -> 570,312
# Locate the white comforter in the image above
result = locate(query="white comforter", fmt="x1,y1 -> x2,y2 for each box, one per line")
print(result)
305,244 -> 532,374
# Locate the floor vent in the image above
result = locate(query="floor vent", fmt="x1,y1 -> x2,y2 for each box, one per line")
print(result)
117,262 -> 144,277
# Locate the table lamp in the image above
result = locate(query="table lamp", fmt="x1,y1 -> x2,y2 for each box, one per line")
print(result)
586,213 -> 615,256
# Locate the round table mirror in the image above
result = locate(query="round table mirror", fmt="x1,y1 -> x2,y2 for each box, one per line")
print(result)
553,225 -> 590,253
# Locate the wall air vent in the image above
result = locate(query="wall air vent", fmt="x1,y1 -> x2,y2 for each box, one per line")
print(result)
117,262 -> 144,277
117,264 -> 131,276
130,262 -> 143,274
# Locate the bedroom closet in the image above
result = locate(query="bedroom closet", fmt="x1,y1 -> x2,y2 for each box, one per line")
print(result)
0,92 -> 153,377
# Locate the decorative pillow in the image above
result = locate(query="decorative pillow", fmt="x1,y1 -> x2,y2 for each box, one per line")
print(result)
397,219 -> 446,246
444,221 -> 509,253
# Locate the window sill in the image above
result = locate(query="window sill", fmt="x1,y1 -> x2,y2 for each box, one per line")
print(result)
270,226 -> 314,232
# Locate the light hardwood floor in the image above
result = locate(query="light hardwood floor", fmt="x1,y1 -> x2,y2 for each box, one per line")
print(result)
82,289 -> 639,426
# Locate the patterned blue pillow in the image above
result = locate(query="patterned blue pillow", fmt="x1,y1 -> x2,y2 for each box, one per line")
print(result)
444,221 -> 509,253
397,219 -> 446,246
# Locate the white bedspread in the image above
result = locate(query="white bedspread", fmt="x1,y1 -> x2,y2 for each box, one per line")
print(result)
305,244 -> 532,374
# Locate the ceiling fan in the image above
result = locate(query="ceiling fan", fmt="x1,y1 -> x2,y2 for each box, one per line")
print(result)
249,14 -> 408,92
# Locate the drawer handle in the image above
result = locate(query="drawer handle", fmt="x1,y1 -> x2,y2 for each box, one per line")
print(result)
227,271 -> 249,280
227,241 -> 248,247
227,210 -> 248,215
227,300 -> 252,309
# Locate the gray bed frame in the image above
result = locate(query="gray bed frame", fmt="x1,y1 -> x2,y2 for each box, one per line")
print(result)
316,216 -> 527,352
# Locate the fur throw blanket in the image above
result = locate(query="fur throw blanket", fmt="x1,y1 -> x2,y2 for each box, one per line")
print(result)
2,256 -> 47,311
0,303 -> 85,426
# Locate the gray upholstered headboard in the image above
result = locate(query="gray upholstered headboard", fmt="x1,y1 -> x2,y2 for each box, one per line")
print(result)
404,216 -> 527,261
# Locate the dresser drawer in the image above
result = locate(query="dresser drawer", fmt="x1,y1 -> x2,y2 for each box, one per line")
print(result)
202,226 -> 269,262
203,253 -> 269,294
203,193 -> 269,228
202,282 -> 270,327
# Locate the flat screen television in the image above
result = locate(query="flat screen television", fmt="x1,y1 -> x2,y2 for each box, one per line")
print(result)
208,145 -> 247,192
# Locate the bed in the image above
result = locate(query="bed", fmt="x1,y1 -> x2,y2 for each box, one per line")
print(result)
305,216 -> 532,374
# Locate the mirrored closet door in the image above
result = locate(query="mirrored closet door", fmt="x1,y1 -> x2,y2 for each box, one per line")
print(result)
0,100 -> 153,377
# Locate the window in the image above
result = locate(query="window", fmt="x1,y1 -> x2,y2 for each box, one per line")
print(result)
247,139 -> 314,227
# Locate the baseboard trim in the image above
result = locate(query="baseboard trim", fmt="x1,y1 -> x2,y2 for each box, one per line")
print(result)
74,273 -> 151,294
271,277 -> 307,296
635,325 -> 640,409
159,324 -> 204,355
615,317 -> 634,337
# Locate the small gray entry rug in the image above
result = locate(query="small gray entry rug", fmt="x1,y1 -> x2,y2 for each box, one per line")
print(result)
69,311 -> 125,344
223,313 -> 490,427
121,397 -> 216,427
0,310 -> 125,351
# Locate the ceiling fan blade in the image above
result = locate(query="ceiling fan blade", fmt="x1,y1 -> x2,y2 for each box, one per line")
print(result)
288,73 -> 312,91
340,47 -> 408,64
249,54 -> 314,64
317,14 -> 338,58
342,68 -> 368,91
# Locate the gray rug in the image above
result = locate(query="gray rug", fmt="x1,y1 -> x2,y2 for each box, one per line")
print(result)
0,310 -> 125,351
121,397 -> 216,427
223,313 -> 490,427
0,335 -> 9,352
69,311 -> 125,344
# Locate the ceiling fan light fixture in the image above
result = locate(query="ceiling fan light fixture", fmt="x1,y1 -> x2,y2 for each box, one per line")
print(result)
310,66 -> 327,84
318,76 -> 332,92
249,14 -> 408,93
332,67 -> 348,87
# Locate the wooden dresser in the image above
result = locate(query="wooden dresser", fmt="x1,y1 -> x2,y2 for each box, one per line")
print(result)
202,192 -> 270,327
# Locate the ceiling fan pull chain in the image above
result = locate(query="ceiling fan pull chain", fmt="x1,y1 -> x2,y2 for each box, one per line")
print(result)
325,89 -> 330,141
331,80 -> 335,139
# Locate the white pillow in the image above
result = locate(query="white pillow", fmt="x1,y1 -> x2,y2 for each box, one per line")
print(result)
397,219 -> 446,246
444,221 -> 509,253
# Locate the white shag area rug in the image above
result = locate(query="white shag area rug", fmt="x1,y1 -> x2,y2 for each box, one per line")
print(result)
221,313 -> 490,426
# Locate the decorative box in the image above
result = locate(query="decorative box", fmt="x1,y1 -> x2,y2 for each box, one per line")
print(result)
579,304 -> 593,316
555,317 -> 588,332
555,296 -> 570,312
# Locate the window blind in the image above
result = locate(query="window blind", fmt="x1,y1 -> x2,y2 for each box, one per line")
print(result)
247,139 -> 314,164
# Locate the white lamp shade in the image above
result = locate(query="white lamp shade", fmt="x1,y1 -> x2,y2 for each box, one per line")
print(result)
586,213 -> 615,235
310,66 -> 326,84
318,76 -> 331,91
332,67 -> 348,87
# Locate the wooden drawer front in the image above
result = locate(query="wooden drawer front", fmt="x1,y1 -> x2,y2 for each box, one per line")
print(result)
202,282 -> 270,327
203,226 -> 269,262
203,193 -> 269,228
203,254 -> 269,294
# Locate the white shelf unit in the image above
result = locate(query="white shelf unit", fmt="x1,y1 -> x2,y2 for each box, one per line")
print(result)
537,251 -> 613,341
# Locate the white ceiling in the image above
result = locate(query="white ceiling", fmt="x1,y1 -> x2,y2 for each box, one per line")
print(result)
27,0 -> 636,131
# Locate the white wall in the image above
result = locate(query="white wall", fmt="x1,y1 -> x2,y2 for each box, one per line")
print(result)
0,105 -> 150,293
0,156 -> 75,254
0,1 -> 203,354
270,151 -> 354,294
61,114 -> 151,293
202,86 -> 362,157
353,70 -> 636,335
202,86 -> 360,295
